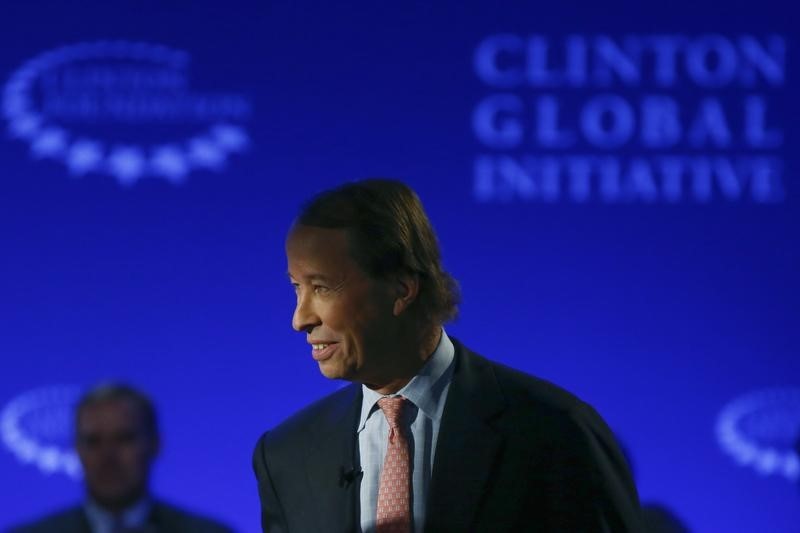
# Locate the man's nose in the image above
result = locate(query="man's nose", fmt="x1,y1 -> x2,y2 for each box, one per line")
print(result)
292,291 -> 320,332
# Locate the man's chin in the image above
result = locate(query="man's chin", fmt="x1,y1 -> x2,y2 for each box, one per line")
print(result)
88,485 -> 146,511
317,361 -> 354,382
318,364 -> 342,380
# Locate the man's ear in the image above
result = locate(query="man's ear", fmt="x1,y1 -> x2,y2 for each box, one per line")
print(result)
392,272 -> 420,316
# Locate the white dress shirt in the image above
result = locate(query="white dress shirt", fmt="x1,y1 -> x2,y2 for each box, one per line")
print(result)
84,496 -> 151,533
357,330 -> 455,533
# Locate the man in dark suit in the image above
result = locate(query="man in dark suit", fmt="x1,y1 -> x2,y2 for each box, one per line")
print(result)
8,383 -> 233,533
253,179 -> 643,532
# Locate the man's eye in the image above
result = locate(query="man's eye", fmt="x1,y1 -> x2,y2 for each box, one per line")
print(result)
81,435 -> 100,447
313,285 -> 329,294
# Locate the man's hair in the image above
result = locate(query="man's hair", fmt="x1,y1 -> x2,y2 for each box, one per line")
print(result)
76,383 -> 158,437
297,178 -> 460,325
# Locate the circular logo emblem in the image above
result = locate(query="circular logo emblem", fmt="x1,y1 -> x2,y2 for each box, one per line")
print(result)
1,385 -> 83,479
716,387 -> 800,482
3,41 -> 251,185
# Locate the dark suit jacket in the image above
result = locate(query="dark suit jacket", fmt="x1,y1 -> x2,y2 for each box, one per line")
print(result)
253,339 -> 644,532
6,500 -> 234,533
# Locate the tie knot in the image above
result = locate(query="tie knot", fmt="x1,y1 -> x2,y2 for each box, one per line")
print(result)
377,396 -> 407,428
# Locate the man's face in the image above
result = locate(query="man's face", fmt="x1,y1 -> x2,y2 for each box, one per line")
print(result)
76,399 -> 158,511
286,224 -> 400,385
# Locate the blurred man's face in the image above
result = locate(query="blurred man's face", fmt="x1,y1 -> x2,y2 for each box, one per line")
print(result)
76,399 -> 158,511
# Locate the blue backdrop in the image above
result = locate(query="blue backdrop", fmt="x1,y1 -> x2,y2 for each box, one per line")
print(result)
1,2 -> 798,532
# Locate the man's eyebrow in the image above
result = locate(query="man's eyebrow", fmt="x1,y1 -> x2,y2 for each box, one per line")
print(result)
287,272 -> 335,283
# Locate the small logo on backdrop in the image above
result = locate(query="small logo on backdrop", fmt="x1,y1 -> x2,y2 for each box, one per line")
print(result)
2,41 -> 252,186
1,385 -> 82,479
716,387 -> 800,482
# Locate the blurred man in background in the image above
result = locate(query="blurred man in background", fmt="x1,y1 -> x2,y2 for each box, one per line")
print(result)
8,383 -> 232,533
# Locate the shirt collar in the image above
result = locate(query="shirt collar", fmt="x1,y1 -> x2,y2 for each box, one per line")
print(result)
84,495 -> 152,532
358,329 -> 455,432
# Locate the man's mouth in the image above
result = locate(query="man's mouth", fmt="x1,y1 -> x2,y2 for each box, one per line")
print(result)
311,342 -> 338,361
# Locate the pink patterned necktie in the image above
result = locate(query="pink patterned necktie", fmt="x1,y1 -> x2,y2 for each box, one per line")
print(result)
376,396 -> 412,533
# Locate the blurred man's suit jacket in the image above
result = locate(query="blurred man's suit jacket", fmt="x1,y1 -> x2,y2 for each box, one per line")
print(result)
7,500 -> 233,533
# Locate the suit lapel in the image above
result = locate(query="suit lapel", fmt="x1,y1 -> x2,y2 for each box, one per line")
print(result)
425,341 -> 505,531
303,384 -> 362,532
74,507 -> 94,533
